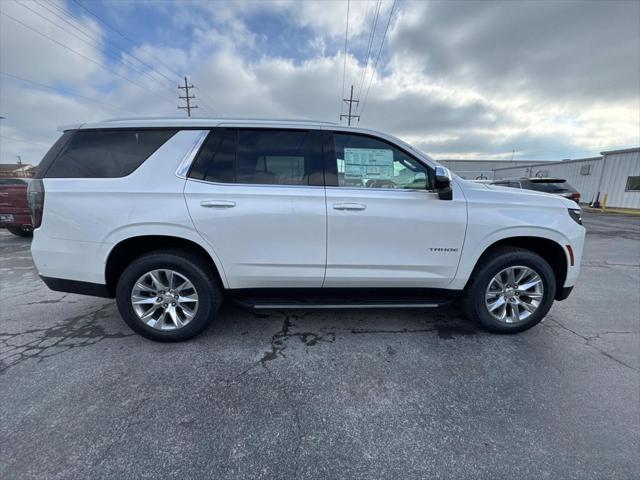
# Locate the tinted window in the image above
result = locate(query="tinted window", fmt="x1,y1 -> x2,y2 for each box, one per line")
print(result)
189,128 -> 323,186
189,129 -> 236,183
44,129 -> 177,178
35,131 -> 73,178
332,133 -> 432,189
237,130 -> 321,185
526,180 -> 575,193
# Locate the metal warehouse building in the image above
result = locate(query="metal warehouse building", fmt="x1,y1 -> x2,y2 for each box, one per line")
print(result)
492,147 -> 640,209
437,159 -> 542,180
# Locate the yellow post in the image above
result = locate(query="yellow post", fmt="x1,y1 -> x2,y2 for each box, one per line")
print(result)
602,193 -> 608,209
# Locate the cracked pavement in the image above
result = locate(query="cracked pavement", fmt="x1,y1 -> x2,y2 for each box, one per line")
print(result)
1,211 -> 638,479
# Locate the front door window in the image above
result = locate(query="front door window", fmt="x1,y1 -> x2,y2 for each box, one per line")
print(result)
333,133 -> 432,190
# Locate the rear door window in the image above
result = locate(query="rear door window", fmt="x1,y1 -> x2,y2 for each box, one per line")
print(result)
188,128 -> 323,186
43,129 -> 177,178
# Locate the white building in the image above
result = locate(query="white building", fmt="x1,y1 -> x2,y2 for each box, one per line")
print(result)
437,159 -> 546,180
492,147 -> 639,209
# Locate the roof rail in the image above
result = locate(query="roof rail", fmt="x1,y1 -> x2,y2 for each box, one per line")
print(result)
101,116 -> 338,125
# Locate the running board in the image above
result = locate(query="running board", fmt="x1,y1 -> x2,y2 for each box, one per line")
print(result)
241,302 -> 447,310
227,288 -> 459,310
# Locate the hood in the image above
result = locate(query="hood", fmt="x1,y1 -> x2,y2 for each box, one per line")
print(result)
456,177 -> 578,209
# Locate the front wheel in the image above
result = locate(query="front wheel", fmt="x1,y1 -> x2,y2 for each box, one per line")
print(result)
462,247 -> 556,333
116,249 -> 222,341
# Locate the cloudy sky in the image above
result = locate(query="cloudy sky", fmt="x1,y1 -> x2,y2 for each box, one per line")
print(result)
1,0 -> 639,165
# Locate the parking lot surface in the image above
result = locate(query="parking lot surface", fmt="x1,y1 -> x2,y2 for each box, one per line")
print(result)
1,211 -> 638,479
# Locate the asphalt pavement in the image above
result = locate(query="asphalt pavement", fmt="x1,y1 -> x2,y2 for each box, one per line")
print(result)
1,211 -> 638,479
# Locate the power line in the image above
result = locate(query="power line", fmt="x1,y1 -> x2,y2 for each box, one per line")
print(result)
178,77 -> 198,117
14,1 -> 181,100
0,72 -> 141,115
34,0 -> 177,90
356,0 -> 382,104
340,0 -> 350,117
70,0 -> 182,83
69,0 -> 218,114
193,86 -> 217,116
0,11 -> 177,107
359,0 -> 397,122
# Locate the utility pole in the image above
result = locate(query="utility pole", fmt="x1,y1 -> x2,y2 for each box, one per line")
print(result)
340,85 -> 360,126
16,155 -> 24,178
178,76 -> 198,117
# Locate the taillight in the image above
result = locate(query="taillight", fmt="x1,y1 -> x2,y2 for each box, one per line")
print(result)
571,192 -> 580,202
27,179 -> 45,229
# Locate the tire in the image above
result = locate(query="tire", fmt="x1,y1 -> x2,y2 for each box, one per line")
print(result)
7,226 -> 33,237
115,249 -> 222,341
462,247 -> 556,334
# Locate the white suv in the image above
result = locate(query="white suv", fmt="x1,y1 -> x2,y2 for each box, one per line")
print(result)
29,118 -> 585,341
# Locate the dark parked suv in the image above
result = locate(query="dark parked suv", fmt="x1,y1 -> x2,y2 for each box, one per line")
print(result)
492,178 -> 581,204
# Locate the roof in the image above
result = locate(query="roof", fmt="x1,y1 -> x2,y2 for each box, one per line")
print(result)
438,159 -> 550,163
493,156 -> 603,171
59,116 -> 339,131
600,147 -> 640,155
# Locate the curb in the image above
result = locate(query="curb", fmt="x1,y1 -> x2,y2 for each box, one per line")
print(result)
582,207 -> 640,216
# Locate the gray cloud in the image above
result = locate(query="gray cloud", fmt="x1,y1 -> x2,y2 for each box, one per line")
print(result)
1,0 -> 638,165
391,0 -> 640,102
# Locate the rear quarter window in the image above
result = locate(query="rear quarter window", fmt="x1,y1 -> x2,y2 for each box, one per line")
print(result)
43,129 -> 177,178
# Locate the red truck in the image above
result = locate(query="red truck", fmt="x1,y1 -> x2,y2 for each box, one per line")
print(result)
0,178 -> 33,237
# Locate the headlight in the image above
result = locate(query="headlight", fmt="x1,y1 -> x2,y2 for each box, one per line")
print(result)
568,208 -> 582,225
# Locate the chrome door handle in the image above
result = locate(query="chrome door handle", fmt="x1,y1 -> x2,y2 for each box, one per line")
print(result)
333,202 -> 366,211
200,200 -> 236,208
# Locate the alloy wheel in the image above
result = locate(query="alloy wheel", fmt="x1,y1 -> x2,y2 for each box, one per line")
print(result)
485,266 -> 544,324
130,269 -> 199,330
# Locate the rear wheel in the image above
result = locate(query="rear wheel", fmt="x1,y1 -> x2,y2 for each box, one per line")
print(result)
6,226 -> 33,237
463,247 -> 556,333
116,249 -> 221,341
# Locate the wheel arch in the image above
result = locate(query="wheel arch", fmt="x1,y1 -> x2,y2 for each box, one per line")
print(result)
105,235 -> 227,297
464,236 -> 568,300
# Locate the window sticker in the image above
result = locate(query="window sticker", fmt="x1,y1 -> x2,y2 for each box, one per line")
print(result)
344,148 -> 394,180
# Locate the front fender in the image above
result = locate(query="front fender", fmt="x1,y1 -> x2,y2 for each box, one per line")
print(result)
451,226 -> 571,288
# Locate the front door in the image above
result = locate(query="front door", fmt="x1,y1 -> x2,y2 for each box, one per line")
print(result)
323,131 -> 467,288
184,128 -> 326,288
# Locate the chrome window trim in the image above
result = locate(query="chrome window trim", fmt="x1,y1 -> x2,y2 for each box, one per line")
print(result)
185,177 -> 325,190
175,130 -> 209,179
325,185 -> 436,194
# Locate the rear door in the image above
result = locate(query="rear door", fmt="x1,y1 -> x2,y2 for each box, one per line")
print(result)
323,131 -> 467,288
184,128 -> 327,288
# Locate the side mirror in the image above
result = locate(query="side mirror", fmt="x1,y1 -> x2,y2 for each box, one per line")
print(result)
434,166 -> 453,200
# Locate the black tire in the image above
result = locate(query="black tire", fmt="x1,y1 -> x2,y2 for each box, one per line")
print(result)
7,226 -> 33,237
115,249 -> 222,341
462,247 -> 556,334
